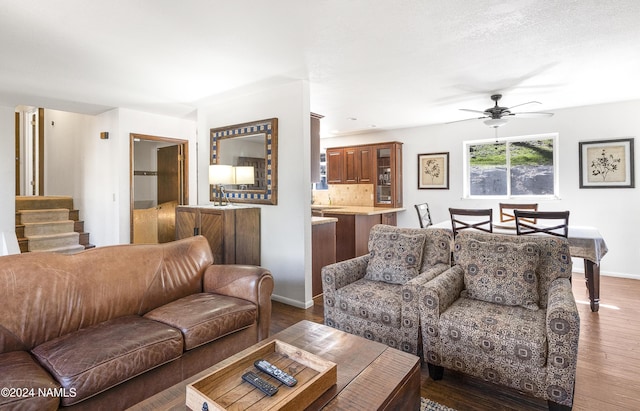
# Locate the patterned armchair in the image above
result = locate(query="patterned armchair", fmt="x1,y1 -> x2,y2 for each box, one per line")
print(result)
420,231 -> 579,410
322,224 -> 452,356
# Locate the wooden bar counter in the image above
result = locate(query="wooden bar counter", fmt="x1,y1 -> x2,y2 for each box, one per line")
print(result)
312,217 -> 337,297
313,205 -> 404,262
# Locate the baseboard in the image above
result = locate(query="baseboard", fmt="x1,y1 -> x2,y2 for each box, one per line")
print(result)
572,262 -> 640,281
599,272 -> 640,280
271,294 -> 315,309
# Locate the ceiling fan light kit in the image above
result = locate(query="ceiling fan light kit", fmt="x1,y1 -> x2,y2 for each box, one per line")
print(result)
484,118 -> 509,128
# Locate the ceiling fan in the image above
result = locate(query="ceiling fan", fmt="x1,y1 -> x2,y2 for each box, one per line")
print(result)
450,94 -> 554,128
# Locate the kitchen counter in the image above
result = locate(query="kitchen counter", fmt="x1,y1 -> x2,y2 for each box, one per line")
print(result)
311,217 -> 338,297
311,205 -> 405,216
311,216 -> 338,225
314,205 -> 404,262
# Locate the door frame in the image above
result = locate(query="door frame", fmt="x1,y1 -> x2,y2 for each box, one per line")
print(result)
129,133 -> 189,243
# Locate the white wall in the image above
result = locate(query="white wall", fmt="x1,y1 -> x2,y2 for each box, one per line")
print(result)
197,81 -> 313,308
113,109 -> 197,244
44,110 -> 92,197
0,105 -> 15,233
35,108 -> 197,247
322,100 -> 640,279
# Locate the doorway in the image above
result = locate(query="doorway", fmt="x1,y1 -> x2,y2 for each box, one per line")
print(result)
130,133 -> 188,244
14,107 -> 44,196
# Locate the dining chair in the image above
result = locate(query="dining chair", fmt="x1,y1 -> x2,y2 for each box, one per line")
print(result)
499,202 -> 538,223
514,210 -> 570,238
448,208 -> 493,237
414,203 -> 433,228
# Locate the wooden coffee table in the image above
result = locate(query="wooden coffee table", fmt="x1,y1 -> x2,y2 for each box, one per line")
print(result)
128,320 -> 421,410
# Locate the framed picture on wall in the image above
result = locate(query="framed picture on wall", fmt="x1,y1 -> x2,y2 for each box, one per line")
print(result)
418,152 -> 449,189
579,138 -> 635,188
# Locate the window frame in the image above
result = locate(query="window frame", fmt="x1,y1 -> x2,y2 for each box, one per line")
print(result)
462,133 -> 560,200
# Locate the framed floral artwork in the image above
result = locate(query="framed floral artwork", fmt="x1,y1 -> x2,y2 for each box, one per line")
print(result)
579,138 -> 634,188
418,152 -> 449,189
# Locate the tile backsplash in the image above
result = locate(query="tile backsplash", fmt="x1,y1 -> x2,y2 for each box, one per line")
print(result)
313,184 -> 374,206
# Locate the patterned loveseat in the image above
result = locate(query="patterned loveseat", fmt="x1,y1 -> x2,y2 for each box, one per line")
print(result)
322,224 -> 452,355
420,231 -> 580,410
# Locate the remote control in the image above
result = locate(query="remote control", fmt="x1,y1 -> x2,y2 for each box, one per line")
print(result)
254,359 -> 298,387
241,371 -> 278,396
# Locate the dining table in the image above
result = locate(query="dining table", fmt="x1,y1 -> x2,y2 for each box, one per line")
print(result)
430,220 -> 608,312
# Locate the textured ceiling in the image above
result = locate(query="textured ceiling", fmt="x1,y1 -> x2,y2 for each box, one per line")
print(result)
1,0 -> 640,136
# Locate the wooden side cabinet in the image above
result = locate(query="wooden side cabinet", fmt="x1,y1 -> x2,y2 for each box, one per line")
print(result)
176,205 -> 260,265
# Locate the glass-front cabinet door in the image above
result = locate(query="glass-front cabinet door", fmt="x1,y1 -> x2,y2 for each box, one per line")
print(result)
374,142 -> 403,208
376,147 -> 392,205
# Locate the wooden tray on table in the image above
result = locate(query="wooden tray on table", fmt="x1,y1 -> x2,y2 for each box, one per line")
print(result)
186,339 -> 337,411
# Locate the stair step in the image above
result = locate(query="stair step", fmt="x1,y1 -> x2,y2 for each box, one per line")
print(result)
17,209 -> 70,224
14,196 -> 93,255
79,232 -> 90,245
27,232 -> 80,252
16,195 -> 74,211
24,221 -> 75,236
18,238 -> 28,253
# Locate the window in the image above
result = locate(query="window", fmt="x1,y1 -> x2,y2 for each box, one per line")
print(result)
463,133 -> 559,198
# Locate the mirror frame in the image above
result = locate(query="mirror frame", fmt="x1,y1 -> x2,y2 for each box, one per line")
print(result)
210,118 -> 278,205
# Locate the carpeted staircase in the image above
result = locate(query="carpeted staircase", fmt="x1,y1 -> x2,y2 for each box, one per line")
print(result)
15,196 -> 94,254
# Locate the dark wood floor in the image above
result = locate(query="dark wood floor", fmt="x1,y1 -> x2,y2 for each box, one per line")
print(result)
270,273 -> 640,410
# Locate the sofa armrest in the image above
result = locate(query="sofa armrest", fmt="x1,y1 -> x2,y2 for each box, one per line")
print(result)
398,263 -> 451,330
545,277 -> 580,407
408,263 -> 451,288
321,254 -> 370,294
420,265 -> 465,319
203,265 -> 274,341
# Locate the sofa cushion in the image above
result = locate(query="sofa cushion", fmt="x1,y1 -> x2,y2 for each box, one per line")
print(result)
0,350 -> 61,410
334,279 -> 403,328
439,297 -> 548,368
365,230 -> 426,284
31,315 -> 183,406
457,239 -> 541,310
144,293 -> 257,351
366,224 -> 452,271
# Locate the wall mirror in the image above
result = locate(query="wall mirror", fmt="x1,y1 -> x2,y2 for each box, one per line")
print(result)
210,118 -> 278,205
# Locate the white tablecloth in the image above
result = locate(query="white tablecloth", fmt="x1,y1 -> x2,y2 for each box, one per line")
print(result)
429,221 -> 608,264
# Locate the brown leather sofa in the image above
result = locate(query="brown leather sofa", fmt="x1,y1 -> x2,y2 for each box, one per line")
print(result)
0,236 -> 274,410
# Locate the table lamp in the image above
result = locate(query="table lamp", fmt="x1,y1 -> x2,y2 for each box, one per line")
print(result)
234,166 -> 255,190
209,164 -> 234,206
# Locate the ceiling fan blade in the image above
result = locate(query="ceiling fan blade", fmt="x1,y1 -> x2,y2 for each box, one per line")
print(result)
511,111 -> 554,118
459,108 -> 488,115
506,101 -> 541,110
446,116 -> 488,124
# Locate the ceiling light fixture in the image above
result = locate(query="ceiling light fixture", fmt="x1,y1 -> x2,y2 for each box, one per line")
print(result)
484,118 -> 509,128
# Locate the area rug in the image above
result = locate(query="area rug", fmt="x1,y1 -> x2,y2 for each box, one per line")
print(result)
421,397 -> 457,411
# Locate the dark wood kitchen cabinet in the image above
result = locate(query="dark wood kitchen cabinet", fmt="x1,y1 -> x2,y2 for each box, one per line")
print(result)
175,205 -> 260,265
326,141 -> 403,208
373,142 -> 403,208
326,147 -> 345,184
326,145 -> 374,184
